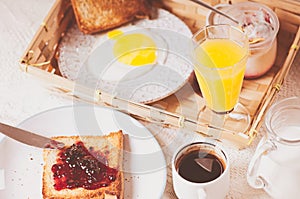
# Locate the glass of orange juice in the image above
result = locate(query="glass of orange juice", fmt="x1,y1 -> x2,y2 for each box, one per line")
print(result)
192,24 -> 250,132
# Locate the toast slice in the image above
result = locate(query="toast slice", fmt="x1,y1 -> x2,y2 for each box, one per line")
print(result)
42,131 -> 124,199
71,0 -> 153,34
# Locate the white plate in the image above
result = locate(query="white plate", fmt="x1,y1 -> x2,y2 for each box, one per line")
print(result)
58,9 -> 193,104
0,105 -> 167,198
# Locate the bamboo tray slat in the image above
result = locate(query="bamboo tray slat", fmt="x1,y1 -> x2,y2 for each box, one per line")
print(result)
20,0 -> 300,148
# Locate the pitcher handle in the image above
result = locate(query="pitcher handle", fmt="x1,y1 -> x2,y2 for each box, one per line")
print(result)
247,140 -> 276,189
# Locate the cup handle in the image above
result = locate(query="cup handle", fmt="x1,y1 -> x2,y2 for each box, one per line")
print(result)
197,188 -> 207,199
247,139 -> 276,189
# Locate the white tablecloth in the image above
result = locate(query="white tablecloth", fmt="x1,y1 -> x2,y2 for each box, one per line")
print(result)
0,0 -> 299,198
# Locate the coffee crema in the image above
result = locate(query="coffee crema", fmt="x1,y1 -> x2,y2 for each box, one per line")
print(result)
177,150 -> 225,183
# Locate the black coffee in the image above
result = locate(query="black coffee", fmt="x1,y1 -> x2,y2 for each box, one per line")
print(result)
177,151 -> 224,183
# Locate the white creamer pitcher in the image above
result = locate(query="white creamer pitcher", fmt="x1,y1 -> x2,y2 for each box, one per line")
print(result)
247,97 -> 300,199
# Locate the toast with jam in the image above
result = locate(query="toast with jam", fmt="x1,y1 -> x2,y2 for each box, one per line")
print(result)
42,131 -> 124,199
70,0 -> 154,34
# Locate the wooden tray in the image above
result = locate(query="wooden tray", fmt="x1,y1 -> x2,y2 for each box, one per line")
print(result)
19,0 -> 300,147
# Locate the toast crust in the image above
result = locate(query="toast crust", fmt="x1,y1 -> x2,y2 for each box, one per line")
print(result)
70,0 -> 153,34
42,131 -> 124,199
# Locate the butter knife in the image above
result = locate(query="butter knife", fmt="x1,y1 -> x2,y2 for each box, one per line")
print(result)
0,122 -> 64,149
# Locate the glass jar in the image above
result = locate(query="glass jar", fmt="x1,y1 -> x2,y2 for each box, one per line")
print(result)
206,2 -> 280,79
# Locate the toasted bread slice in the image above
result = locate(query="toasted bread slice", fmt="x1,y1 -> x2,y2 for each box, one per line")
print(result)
42,131 -> 124,199
71,0 -> 153,34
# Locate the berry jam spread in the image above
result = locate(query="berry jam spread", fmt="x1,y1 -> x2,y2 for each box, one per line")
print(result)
51,141 -> 118,191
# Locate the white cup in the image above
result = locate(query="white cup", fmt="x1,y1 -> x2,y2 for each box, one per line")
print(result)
172,141 -> 230,199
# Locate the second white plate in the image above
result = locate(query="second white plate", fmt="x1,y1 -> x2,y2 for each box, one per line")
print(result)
0,105 -> 166,198
58,9 -> 193,104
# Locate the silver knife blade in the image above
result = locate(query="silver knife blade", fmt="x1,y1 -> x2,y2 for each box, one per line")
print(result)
0,122 -> 65,149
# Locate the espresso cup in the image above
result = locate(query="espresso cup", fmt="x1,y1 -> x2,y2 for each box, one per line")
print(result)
172,141 -> 230,199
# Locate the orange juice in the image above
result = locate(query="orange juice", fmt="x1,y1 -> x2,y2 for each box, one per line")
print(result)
194,39 -> 248,113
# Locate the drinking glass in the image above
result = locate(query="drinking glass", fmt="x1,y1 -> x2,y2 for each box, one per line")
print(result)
192,24 -> 250,133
